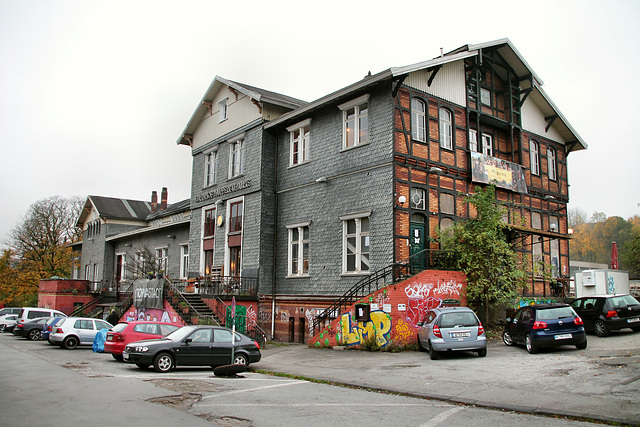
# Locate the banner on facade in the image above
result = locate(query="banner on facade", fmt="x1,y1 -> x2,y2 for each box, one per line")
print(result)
470,152 -> 528,194
133,278 -> 164,309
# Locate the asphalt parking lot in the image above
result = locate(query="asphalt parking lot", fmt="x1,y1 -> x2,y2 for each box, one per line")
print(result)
1,329 -> 639,425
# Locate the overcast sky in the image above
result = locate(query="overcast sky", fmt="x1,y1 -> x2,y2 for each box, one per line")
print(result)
1,0 -> 639,246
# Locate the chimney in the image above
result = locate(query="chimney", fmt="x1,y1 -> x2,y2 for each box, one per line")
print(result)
161,187 -> 168,211
151,191 -> 158,213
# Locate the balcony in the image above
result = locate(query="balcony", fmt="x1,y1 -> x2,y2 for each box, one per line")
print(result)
173,275 -> 259,298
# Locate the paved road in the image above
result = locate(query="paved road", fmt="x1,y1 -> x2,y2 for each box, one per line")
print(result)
0,330 -> 638,426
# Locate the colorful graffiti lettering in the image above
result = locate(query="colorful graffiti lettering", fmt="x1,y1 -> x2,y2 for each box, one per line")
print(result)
405,280 -> 462,299
125,307 -> 182,324
516,297 -> 558,308
339,310 -> 392,348
405,296 -> 442,327
305,309 -> 316,337
394,318 -> 413,345
607,276 -> 616,294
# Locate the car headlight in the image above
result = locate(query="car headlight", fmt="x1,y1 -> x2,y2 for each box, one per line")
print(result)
135,346 -> 149,352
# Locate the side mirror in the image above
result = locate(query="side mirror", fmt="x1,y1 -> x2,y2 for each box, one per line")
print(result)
184,338 -> 192,345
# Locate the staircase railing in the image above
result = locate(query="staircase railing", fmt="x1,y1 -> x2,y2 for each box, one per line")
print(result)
69,295 -> 104,317
164,277 -> 203,325
311,249 -> 458,335
214,297 -> 268,347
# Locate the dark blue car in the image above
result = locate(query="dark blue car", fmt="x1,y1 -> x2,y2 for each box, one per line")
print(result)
42,317 -> 66,343
502,303 -> 587,354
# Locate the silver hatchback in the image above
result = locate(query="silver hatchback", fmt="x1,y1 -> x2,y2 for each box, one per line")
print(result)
417,307 -> 487,359
49,317 -> 113,349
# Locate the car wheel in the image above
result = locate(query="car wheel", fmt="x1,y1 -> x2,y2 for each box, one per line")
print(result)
63,336 -> 79,349
112,354 -> 123,361
502,331 -> 514,346
233,353 -> 248,366
28,329 -> 41,341
576,341 -> 587,350
153,353 -> 174,373
136,363 -> 150,369
594,319 -> 610,337
428,341 -> 439,360
477,347 -> 487,357
525,334 -> 538,354
631,326 -> 640,333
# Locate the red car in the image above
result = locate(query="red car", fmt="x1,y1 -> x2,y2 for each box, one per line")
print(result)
105,321 -> 181,360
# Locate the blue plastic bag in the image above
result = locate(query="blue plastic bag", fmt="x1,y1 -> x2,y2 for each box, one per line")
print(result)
93,328 -> 108,353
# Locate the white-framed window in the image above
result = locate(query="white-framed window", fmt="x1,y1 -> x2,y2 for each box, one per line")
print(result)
338,94 -> 369,149
410,188 -> 426,210
531,211 -> 542,229
411,98 -> 426,142
116,253 -> 126,282
480,88 -> 491,106
204,150 -> 217,187
287,119 -> 311,166
533,239 -> 543,276
228,138 -> 245,178
340,212 -> 371,274
287,222 -> 310,277
155,247 -> 168,274
93,264 -> 99,282
439,108 -> 453,150
481,133 -> 493,156
469,129 -> 478,152
530,140 -> 540,175
85,264 -> 90,280
547,146 -> 557,180
180,245 -> 189,279
219,98 -> 228,122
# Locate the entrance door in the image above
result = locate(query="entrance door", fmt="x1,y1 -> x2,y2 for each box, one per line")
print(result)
410,216 -> 426,272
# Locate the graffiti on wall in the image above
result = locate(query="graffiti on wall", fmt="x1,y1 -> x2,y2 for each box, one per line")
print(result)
124,307 -> 183,324
516,297 -> 559,308
339,310 -> 392,348
608,275 -> 616,294
404,279 -> 463,326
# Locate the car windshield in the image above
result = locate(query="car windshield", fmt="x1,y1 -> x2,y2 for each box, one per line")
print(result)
536,307 -> 575,320
439,312 -> 478,328
164,326 -> 197,341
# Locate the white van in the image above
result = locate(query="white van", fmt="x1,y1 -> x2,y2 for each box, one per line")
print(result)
16,308 -> 67,324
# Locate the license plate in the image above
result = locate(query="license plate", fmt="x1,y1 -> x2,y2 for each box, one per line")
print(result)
451,332 -> 470,338
123,353 -> 129,361
627,318 -> 640,323
554,333 -> 572,340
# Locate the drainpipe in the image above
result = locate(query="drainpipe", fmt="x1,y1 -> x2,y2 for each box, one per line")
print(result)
271,128 -> 279,339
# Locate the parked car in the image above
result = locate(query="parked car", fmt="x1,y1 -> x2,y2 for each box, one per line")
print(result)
42,317 -> 67,343
502,303 -> 587,354
122,325 -> 262,372
416,306 -> 487,360
13,317 -> 49,340
16,308 -> 66,325
0,307 -> 21,316
105,321 -> 181,361
0,314 -> 18,333
570,294 -> 640,337
49,317 -> 113,349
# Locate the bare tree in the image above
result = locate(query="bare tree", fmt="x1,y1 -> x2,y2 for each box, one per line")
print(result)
7,195 -> 83,278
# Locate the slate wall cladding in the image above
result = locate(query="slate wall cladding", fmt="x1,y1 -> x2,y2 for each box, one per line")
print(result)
274,83 -> 396,296
188,123 -> 269,282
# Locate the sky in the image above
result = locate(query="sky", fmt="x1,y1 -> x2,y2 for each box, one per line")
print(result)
1,0 -> 639,246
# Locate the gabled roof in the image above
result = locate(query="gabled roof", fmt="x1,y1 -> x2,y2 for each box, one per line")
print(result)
177,76 -> 308,145
77,196 -> 151,227
265,38 -> 586,152
76,196 -> 190,227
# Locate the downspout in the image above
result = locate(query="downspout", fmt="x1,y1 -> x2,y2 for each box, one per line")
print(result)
271,128 -> 279,339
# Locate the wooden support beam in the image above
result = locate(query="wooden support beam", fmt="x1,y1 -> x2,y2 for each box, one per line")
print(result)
545,115 -> 558,132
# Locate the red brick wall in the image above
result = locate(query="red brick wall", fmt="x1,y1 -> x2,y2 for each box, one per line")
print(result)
308,270 -> 467,349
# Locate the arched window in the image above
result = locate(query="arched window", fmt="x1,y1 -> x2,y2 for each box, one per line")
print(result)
411,99 -> 426,142
530,140 -> 540,175
439,108 -> 453,150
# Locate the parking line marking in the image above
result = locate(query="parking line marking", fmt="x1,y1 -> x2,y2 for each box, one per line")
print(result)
419,406 -> 463,427
200,380 -> 306,400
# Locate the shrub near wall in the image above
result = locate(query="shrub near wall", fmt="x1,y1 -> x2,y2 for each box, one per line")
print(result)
309,270 -> 467,350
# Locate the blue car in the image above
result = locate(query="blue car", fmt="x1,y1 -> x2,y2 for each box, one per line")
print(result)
502,303 -> 587,354
42,317 -> 66,343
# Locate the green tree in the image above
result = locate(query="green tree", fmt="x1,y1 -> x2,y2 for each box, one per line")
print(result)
621,218 -> 640,277
441,185 -> 528,324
